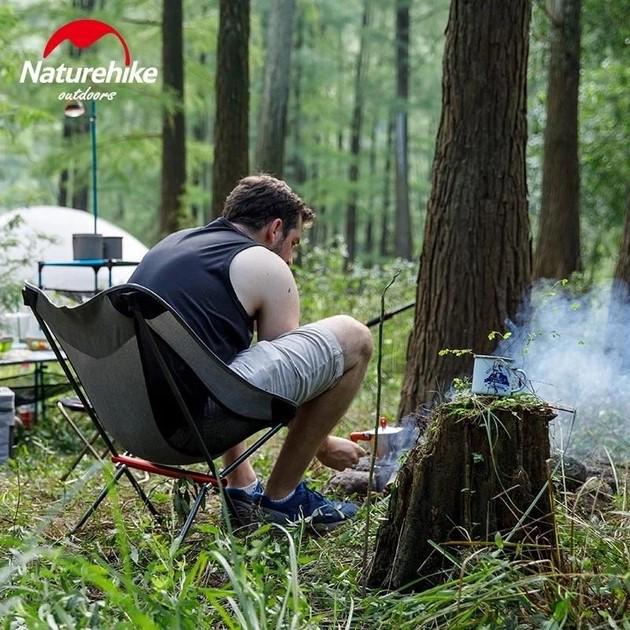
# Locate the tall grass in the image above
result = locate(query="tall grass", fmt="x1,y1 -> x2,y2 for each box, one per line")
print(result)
0,252 -> 628,628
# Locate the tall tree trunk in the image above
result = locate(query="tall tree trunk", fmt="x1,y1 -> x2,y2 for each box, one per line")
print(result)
534,0 -> 581,279
309,132 -> 322,249
255,0 -> 296,177
380,114 -> 394,258
288,9 -> 306,185
613,197 -> 630,302
192,52 -> 211,225
608,196 -> 630,364
211,0 -> 250,219
344,2 -> 371,267
160,0 -> 186,238
399,0 -> 533,416
58,0 -> 95,211
394,0 -> 413,259
58,159 -> 69,207
336,28 -> 345,198
365,119 -> 378,261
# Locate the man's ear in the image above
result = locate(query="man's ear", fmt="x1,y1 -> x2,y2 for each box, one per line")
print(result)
270,217 -> 284,241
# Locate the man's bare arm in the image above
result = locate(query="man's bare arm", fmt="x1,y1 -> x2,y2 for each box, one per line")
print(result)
230,246 -> 300,341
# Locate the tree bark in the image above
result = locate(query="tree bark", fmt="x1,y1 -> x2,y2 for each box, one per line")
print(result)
211,0 -> 250,219
255,0 -> 296,177
394,0 -> 413,259
380,114 -> 394,258
344,2 -> 371,267
534,0 -> 581,279
369,401 -> 556,590
608,197 -> 630,362
613,197 -> 630,302
398,0 -> 533,416
160,0 -> 186,238
287,8 -> 306,185
191,52 -> 211,225
365,120 -> 378,261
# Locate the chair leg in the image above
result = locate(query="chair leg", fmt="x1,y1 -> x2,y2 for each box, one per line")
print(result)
57,403 -> 101,457
122,466 -> 162,523
60,432 -> 102,482
173,483 -> 209,549
71,463 -> 127,534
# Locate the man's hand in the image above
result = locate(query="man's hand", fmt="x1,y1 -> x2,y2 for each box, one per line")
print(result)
316,436 -> 366,471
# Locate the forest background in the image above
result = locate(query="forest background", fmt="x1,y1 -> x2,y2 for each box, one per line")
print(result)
0,0 -> 627,278
0,1 -> 629,627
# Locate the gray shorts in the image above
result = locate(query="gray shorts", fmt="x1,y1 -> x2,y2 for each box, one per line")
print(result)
228,323 -> 345,405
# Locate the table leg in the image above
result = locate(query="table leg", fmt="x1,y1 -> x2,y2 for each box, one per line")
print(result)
33,364 -> 40,425
41,364 -> 47,423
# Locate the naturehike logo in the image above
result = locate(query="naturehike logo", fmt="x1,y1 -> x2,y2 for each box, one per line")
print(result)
19,18 -> 158,101
44,19 -> 132,65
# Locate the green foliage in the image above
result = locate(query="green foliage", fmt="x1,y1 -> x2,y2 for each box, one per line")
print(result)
0,215 -> 29,312
0,214 -> 56,312
1,449 -> 628,628
528,0 -> 630,279
438,347 -> 473,357
0,264 -> 628,627
0,0 -> 448,254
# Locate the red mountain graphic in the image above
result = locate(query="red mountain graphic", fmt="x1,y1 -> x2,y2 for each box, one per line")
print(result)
43,19 -> 132,66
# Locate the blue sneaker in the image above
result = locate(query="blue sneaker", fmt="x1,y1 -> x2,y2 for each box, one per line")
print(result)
225,480 -> 264,526
257,482 -> 358,532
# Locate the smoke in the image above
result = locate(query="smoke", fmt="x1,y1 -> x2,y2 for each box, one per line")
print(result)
370,415 -> 419,491
496,281 -> 630,460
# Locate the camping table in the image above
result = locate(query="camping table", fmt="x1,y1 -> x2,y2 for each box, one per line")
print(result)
0,348 -> 62,424
38,259 -> 140,294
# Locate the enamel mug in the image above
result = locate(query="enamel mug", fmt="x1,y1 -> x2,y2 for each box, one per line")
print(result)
471,355 -> 527,396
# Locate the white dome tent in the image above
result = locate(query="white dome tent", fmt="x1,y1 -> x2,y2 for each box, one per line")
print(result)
0,206 -> 148,293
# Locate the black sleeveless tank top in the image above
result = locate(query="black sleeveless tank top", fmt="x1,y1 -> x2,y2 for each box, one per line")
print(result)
129,217 -> 259,363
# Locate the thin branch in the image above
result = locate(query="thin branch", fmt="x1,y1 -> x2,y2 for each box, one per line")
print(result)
119,17 -> 160,27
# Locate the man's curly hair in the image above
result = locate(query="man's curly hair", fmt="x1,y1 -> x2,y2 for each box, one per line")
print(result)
223,174 -> 314,235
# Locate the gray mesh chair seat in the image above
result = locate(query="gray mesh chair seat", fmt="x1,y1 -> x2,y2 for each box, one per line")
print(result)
23,282 -> 297,541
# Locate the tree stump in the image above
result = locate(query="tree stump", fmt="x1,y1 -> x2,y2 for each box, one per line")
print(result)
368,397 -> 556,590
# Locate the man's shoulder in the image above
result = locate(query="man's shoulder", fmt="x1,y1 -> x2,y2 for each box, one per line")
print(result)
230,245 -> 294,294
229,245 -> 296,317
232,244 -> 285,273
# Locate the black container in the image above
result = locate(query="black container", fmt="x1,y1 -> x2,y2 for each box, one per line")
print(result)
72,233 -> 103,260
103,236 -> 123,260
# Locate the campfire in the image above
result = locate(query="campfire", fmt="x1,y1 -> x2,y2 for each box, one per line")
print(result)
328,416 -> 420,496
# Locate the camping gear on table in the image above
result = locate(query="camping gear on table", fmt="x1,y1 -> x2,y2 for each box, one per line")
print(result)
102,236 -> 123,260
471,355 -> 527,396
72,233 -> 103,260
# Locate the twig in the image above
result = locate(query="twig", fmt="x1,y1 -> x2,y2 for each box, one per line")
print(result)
361,269 -> 400,596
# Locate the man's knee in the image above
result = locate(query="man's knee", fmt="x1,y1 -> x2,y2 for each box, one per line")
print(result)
351,318 -> 373,362
319,315 -> 372,366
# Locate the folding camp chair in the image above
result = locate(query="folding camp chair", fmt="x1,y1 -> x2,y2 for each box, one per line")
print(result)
23,282 -> 297,544
57,397 -> 108,482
